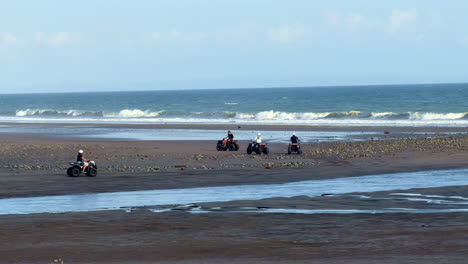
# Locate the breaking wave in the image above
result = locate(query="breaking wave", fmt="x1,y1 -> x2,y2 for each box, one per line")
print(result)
10,109 -> 468,123
106,109 -> 166,118
16,109 -> 104,117
235,111 -> 468,121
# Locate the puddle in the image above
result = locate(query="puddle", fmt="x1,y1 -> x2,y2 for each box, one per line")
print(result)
389,193 -> 468,200
1,169 -> 468,215
189,208 -> 468,215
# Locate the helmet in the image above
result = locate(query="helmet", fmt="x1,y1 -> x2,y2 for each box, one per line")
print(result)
257,133 -> 261,136
292,133 -> 296,136
78,150 -> 84,154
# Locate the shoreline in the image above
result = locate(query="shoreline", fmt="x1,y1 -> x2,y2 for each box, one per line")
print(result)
1,121 -> 468,132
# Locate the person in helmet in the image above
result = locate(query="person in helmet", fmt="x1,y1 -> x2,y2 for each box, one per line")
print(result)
290,132 -> 300,144
255,132 -> 262,144
77,149 -> 89,173
227,130 -> 234,142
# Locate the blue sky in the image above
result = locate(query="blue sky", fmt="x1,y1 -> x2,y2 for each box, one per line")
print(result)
1,0 -> 468,93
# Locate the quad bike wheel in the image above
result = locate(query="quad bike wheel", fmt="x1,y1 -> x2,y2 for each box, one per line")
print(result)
70,167 -> 81,177
262,147 -> 269,155
216,145 -> 223,151
287,147 -> 292,155
247,146 -> 252,154
67,167 -> 73,176
234,143 -> 239,151
87,168 -> 98,177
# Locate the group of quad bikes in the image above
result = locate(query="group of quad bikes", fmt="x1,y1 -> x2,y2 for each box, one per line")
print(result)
67,137 -> 300,177
216,138 -> 302,155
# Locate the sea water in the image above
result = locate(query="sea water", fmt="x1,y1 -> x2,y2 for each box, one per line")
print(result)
0,84 -> 467,127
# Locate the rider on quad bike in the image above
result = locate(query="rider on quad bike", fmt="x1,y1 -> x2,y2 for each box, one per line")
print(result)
254,133 -> 262,148
227,130 -> 234,141
288,133 -> 302,154
77,149 -> 89,173
67,150 -> 98,177
216,131 -> 239,151
290,133 -> 300,144
246,133 -> 269,154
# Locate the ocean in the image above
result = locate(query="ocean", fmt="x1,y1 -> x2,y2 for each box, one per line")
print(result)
0,83 -> 467,127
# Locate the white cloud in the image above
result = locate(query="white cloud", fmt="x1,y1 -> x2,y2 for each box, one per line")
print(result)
387,10 -> 418,34
326,12 -> 376,32
0,33 -> 17,45
214,22 -> 259,42
34,32 -> 84,46
151,29 -> 207,43
267,24 -> 309,44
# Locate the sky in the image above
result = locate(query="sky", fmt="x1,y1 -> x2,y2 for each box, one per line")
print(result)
1,0 -> 468,93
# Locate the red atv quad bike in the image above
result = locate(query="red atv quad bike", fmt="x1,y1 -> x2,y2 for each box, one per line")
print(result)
216,138 -> 239,151
247,142 -> 269,155
288,143 -> 302,154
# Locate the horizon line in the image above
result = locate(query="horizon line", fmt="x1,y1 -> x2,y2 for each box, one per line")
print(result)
0,81 -> 467,96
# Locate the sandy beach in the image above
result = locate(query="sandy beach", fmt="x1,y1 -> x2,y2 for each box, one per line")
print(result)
0,124 -> 467,263
3,1 -> 468,262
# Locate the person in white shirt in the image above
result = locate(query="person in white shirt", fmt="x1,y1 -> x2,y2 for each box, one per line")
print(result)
255,133 -> 262,144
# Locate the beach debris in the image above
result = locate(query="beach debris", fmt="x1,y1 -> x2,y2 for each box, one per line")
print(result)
194,154 -> 205,161
264,163 -> 275,169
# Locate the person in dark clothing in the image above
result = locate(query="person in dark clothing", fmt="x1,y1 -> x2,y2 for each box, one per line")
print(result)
227,131 -> 234,141
290,133 -> 300,144
77,149 -> 89,173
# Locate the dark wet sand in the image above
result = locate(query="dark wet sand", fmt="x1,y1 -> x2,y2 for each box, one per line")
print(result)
0,130 -> 467,263
0,209 -> 467,264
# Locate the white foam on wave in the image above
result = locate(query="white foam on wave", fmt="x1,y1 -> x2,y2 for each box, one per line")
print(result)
16,109 -> 95,117
409,112 -> 467,120
233,110 -> 467,121
239,110 -> 360,120
6,108 -> 468,127
370,112 -> 398,118
106,109 -> 165,118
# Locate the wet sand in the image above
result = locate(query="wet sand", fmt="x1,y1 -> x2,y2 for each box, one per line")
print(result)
0,206 -> 467,263
0,128 -> 467,263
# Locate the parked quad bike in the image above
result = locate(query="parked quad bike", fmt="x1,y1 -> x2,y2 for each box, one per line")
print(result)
67,161 -> 98,177
287,143 -> 302,154
216,138 -> 239,151
246,142 -> 269,155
